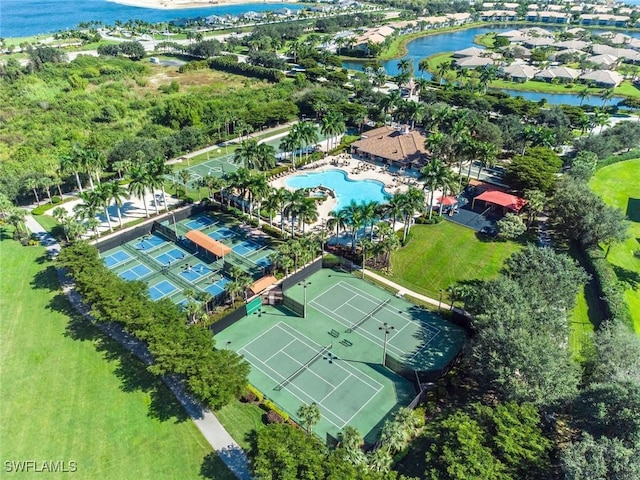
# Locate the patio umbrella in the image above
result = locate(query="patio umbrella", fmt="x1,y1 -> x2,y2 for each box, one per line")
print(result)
437,195 -> 458,206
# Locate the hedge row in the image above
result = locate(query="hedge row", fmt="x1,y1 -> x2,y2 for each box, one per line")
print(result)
208,57 -> 284,82
584,247 -> 632,326
596,149 -> 640,171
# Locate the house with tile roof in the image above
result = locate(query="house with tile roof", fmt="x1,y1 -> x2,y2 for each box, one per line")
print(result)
351,126 -> 428,168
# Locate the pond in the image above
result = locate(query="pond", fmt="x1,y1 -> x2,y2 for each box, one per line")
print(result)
343,25 -> 637,106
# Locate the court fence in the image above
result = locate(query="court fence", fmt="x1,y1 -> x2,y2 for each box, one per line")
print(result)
210,303 -> 248,335
95,204 -> 208,253
282,294 -> 304,318
152,221 -> 178,243
281,257 -> 323,290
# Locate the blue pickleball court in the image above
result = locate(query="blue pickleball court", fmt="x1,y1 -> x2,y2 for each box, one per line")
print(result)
154,248 -> 187,266
134,234 -> 166,251
180,262 -> 213,283
148,280 -> 178,300
119,263 -> 153,281
103,250 -> 131,268
185,216 -> 216,230
233,240 -> 262,257
208,227 -> 235,241
205,276 -> 230,296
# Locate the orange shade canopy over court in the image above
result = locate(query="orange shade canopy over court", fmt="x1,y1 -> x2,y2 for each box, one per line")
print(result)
185,230 -> 232,257
250,276 -> 277,295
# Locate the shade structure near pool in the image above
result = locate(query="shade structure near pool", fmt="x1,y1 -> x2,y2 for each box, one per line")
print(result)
185,229 -> 231,257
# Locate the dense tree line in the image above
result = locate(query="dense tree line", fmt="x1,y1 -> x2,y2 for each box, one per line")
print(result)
57,241 -> 249,409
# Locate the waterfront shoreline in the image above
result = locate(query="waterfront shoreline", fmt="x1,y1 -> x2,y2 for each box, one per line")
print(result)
106,0 -> 295,10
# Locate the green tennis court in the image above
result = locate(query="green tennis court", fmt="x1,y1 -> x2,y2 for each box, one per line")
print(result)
177,153 -> 240,187
215,269 -> 467,442
286,270 -> 467,372
239,322 -> 386,431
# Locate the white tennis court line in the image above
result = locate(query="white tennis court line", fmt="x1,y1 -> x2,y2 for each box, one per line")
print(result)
279,350 -> 339,389
239,347 -> 348,429
264,339 -> 297,363
274,322 -> 383,391
339,280 -> 443,340
238,322 -> 383,428
308,298 -> 406,357
341,296 -> 416,345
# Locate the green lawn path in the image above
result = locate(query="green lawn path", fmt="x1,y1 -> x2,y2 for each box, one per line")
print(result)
589,159 -> 640,333
0,231 -> 235,479
385,222 -> 522,302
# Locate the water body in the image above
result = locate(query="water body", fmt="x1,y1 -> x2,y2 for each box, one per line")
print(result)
1,0 -> 303,38
343,25 -> 639,106
285,169 -> 389,211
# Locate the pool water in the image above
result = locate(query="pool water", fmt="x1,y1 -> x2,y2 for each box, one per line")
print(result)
285,170 -> 389,211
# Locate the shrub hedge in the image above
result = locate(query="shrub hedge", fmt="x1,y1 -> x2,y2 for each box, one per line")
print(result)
261,399 -> 289,422
584,247 -> 632,326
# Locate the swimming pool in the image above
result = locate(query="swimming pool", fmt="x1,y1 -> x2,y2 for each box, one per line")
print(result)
285,170 -> 389,211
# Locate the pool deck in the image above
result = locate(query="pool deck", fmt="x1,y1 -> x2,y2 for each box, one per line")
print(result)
270,153 -> 441,229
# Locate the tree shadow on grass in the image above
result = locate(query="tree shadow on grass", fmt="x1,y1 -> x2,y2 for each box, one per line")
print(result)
46,291 -> 189,423
30,265 -> 62,292
611,264 -> 640,290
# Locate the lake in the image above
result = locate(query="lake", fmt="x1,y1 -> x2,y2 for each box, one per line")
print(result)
0,0 -> 303,38
343,25 -> 640,106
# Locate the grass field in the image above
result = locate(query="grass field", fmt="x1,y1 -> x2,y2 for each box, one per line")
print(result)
385,222 -> 522,302
589,159 -> 640,332
215,400 -> 265,451
0,230 -> 235,479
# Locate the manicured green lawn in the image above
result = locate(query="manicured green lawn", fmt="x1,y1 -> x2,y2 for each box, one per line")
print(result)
34,214 -> 59,233
215,400 -> 265,451
0,231 -> 234,479
385,222 -> 522,301
589,159 -> 640,332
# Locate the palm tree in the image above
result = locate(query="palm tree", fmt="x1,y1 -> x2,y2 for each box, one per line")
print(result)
279,134 -> 299,169
379,232 -> 400,273
203,175 -> 224,203
342,201 -> 365,251
128,166 -> 151,218
420,159 -> 451,219
24,177 -> 41,206
339,427 -> 366,466
384,193 -> 404,229
399,187 -> 423,242
283,189 -> 307,237
105,181 -> 129,228
600,88 -> 615,108
379,419 -> 408,454
436,61 -> 449,85
246,173 -> 270,220
361,200 -> 379,239
94,183 -> 114,232
271,187 -> 289,236
297,197 -> 318,233
577,87 -> 591,106
320,111 -> 345,152
366,448 -> 392,473
226,168 -> 251,213
255,143 -> 277,171
296,403 -> 321,435
148,158 -> 171,212
475,142 -> 498,180
74,190 -> 102,237
397,58 -> 414,77
261,189 -> 279,226
234,139 -> 260,169
40,177 -> 53,203
327,208 -> 349,237
224,280 -> 243,305
60,152 -> 83,193
299,122 -> 318,162
358,237 -> 377,279
6,207 -> 27,235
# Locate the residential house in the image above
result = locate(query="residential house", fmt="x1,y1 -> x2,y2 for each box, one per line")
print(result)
579,70 -> 624,87
587,54 -> 619,68
503,64 -> 539,82
455,56 -> 495,69
535,66 -> 581,82
453,46 -> 486,58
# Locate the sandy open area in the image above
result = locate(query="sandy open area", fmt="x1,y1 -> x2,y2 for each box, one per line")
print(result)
108,0 -> 295,10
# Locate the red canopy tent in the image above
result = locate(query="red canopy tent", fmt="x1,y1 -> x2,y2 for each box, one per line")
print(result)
472,191 -> 527,212
437,195 -> 459,206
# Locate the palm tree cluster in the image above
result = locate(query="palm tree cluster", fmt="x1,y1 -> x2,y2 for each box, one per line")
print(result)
319,111 -> 346,152
233,139 -> 277,171
0,194 -> 28,239
279,121 -> 318,169
270,235 -> 321,275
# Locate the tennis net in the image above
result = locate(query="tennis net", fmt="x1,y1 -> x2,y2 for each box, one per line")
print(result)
345,298 -> 390,333
274,343 -> 332,391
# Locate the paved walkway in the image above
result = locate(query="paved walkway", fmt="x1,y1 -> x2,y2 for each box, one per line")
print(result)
362,268 -> 452,311
24,215 -> 253,480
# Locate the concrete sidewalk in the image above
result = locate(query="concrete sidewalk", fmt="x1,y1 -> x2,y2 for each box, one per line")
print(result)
362,268 -> 452,311
25,215 -> 253,480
